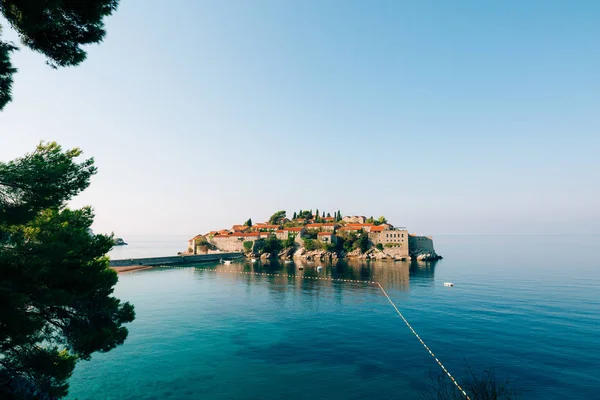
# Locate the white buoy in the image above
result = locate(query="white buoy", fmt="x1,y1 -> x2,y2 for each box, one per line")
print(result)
443,282 -> 454,287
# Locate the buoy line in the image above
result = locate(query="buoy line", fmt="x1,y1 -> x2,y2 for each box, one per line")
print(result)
376,282 -> 471,400
188,267 -> 471,399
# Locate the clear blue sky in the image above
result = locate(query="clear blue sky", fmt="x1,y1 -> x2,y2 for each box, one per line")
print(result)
1,0 -> 599,236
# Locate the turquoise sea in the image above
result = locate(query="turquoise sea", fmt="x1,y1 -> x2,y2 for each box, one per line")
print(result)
69,236 -> 600,399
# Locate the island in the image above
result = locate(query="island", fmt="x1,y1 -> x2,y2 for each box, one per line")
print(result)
114,237 -> 128,246
186,210 -> 441,262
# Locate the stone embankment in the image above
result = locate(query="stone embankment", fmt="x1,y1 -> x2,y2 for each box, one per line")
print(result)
109,253 -> 242,268
242,246 -> 441,262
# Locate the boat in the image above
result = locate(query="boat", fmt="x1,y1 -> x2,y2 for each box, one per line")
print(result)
443,282 -> 454,287
284,260 -> 293,264
220,259 -> 233,265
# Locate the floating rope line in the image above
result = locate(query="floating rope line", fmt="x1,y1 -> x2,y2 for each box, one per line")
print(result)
192,267 -> 377,284
375,282 -> 471,400
184,266 -> 470,399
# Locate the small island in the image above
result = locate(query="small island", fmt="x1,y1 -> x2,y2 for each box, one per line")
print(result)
114,237 -> 128,246
187,210 -> 441,262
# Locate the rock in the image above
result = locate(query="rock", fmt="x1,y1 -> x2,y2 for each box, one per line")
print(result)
278,247 -> 294,259
260,253 -> 271,260
293,247 -> 306,258
412,250 -> 442,261
347,248 -> 362,258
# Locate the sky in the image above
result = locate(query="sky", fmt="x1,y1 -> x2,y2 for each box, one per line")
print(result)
1,0 -> 599,236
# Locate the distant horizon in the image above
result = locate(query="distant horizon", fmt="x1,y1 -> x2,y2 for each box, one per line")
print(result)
3,0 -> 599,236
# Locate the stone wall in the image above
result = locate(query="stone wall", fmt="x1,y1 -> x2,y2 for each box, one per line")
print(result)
408,235 -> 435,253
109,253 -> 241,267
211,236 -> 256,252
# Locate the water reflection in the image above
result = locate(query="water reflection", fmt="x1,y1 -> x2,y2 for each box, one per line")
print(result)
187,258 -> 438,291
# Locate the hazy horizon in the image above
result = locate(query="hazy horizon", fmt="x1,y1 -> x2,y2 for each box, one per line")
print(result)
2,0 -> 599,236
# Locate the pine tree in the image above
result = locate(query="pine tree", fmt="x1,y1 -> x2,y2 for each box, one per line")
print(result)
0,0 -> 120,111
322,211 -> 325,218
315,209 -> 319,222
293,212 -> 297,219
327,212 -> 331,218
0,142 -> 134,398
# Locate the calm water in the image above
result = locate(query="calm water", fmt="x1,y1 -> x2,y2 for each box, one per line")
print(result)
107,235 -> 190,259
69,236 -> 600,399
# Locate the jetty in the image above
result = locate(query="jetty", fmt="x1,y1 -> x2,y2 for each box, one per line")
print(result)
109,252 -> 243,273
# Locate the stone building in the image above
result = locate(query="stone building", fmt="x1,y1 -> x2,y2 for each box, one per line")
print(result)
368,227 -> 408,246
211,232 -> 261,252
342,216 -> 367,224
250,224 -> 280,232
317,232 -> 336,243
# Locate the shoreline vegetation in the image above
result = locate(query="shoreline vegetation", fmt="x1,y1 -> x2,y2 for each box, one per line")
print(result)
186,210 -> 442,263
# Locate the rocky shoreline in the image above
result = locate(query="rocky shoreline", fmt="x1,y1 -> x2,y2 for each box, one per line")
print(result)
246,246 -> 442,262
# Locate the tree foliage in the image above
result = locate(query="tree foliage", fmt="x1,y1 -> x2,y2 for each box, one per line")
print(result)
303,238 -> 319,251
268,210 -> 286,225
254,236 -> 282,255
243,241 -> 253,252
244,218 -> 252,227
297,210 -> 312,219
0,143 -> 134,398
0,0 -> 120,110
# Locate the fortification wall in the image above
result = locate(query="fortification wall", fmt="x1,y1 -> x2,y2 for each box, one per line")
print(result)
408,235 -> 435,254
211,237 -> 250,252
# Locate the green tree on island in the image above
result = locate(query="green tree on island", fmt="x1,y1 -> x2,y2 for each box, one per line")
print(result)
0,143 -> 135,398
0,0 -> 120,111
268,210 -> 286,225
244,218 -> 252,227
293,211 -> 297,219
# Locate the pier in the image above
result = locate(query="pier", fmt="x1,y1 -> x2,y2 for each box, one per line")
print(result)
109,252 -> 243,268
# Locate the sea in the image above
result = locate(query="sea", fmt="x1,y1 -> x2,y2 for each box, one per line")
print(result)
67,235 -> 600,400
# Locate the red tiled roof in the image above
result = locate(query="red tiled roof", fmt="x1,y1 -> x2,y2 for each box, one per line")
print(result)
346,223 -> 374,227
252,224 -> 280,229
226,232 -> 260,237
323,217 -> 335,221
321,223 -> 337,227
276,230 -> 285,233
339,226 -> 362,231
370,226 -> 385,232
306,223 -> 323,228
317,232 -> 332,236
284,227 -> 304,232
